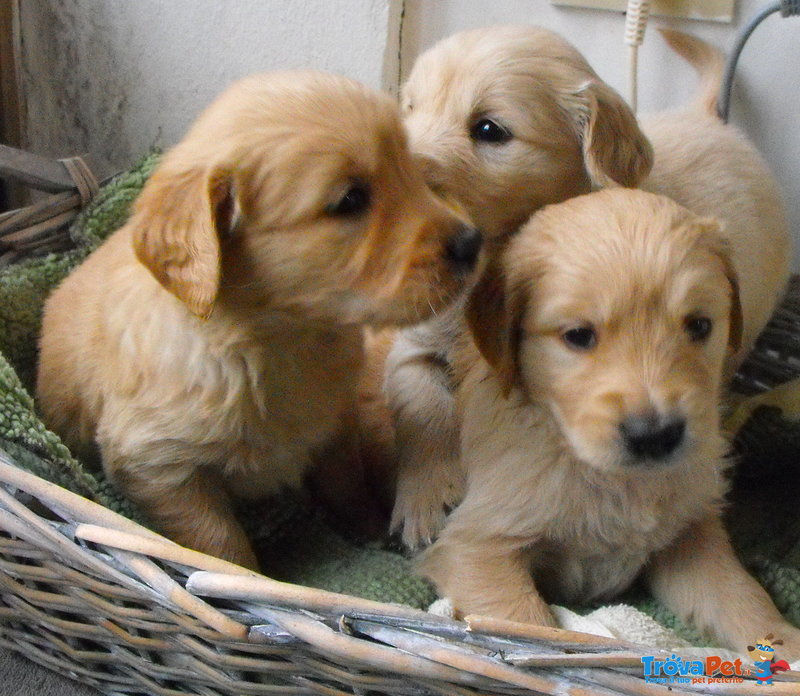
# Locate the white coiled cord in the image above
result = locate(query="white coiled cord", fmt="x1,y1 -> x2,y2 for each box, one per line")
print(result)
624,0 -> 651,113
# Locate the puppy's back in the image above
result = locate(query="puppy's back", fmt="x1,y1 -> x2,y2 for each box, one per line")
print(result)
641,32 -> 790,366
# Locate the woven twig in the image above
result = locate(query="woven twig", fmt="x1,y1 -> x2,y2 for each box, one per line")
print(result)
0,452 -> 794,695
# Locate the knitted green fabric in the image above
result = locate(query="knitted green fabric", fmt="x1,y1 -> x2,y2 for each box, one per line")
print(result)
0,152 -> 160,393
1,156 -> 798,628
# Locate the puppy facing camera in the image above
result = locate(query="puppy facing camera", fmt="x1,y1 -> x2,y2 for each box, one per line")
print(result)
420,189 -> 800,657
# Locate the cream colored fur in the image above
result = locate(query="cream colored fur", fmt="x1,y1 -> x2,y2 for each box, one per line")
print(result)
384,27 -> 790,548
420,189 -> 800,657
37,71 -> 478,569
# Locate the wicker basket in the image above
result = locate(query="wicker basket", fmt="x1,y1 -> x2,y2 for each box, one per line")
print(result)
1,146 -> 799,696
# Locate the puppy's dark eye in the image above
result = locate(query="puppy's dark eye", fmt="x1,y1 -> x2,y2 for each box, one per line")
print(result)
327,182 -> 371,217
562,326 -> 597,351
469,118 -> 513,144
685,316 -> 713,342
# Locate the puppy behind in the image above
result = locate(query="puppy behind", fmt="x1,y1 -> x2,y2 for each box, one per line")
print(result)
642,29 -> 790,370
37,71 -> 481,570
421,189 -> 800,657
401,24 -> 654,239
386,26 -> 790,548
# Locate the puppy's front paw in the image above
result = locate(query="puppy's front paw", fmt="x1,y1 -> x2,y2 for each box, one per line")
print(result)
501,593 -> 558,628
452,592 -> 557,628
390,456 -> 466,549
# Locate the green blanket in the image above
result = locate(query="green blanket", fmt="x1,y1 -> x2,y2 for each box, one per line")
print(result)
1,156 -> 799,644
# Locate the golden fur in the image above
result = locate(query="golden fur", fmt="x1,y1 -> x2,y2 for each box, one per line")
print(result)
420,189 -> 800,656
385,27 -> 790,548
37,70 -> 479,570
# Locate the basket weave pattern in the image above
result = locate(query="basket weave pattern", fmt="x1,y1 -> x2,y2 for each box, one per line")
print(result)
7,452 -> 794,696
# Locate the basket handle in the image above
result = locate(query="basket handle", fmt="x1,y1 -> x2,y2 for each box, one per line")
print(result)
59,155 -> 99,206
0,144 -> 99,196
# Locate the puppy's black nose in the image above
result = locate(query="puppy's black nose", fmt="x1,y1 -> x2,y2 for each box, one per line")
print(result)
445,225 -> 482,272
620,413 -> 686,462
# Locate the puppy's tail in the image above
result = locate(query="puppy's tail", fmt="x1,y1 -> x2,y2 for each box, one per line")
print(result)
659,28 -> 725,118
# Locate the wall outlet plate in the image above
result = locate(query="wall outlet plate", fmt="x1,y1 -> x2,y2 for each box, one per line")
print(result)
551,0 -> 734,23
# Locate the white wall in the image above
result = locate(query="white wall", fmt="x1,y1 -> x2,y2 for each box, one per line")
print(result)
18,1 -> 800,267
20,0 -> 401,177
402,0 -> 800,268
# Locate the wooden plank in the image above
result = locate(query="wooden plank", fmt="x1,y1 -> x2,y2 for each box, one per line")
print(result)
0,0 -> 26,208
0,143 -> 78,192
0,1 -> 23,147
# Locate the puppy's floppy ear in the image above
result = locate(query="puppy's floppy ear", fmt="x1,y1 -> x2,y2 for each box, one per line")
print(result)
722,255 -> 743,354
465,253 -> 527,397
131,163 -> 239,319
573,80 -> 653,189
694,217 -> 743,353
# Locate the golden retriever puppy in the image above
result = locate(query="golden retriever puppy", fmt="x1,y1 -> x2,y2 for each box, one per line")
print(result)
421,189 -> 800,657
37,70 -> 481,570
386,27 -> 790,548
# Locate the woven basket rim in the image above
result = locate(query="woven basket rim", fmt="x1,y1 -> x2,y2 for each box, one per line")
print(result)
2,447 -> 795,695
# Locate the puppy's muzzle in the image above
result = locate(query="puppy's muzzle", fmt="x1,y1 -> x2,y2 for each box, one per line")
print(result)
444,224 -> 482,273
619,411 -> 686,463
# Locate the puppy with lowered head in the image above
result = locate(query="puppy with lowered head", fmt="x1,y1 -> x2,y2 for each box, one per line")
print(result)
387,27 -> 790,548
421,189 -> 800,656
37,70 -> 481,570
